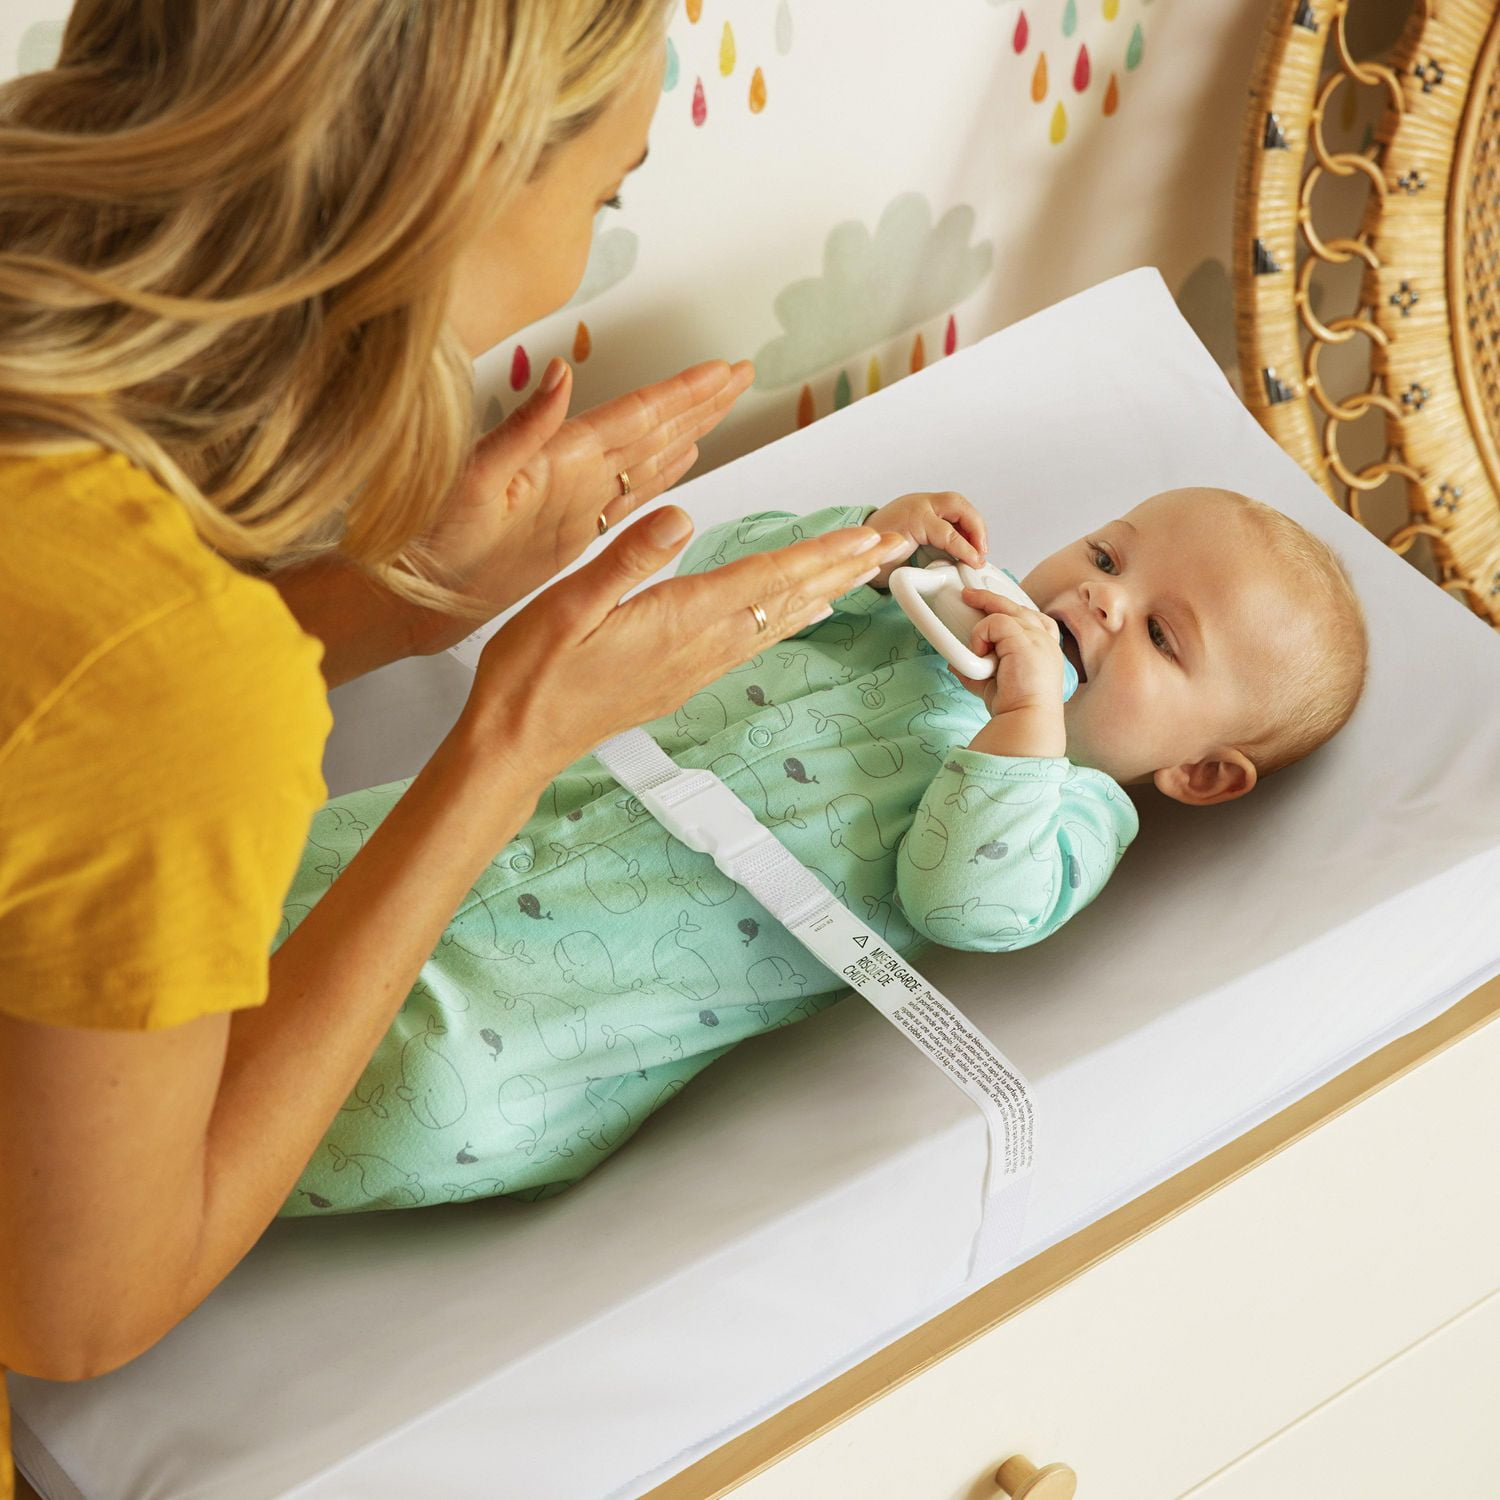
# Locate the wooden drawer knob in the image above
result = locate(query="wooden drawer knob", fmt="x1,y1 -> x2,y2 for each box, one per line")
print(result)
995,1454 -> 1078,1499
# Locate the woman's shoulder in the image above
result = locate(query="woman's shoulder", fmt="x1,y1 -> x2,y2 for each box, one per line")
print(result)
0,444 -> 330,765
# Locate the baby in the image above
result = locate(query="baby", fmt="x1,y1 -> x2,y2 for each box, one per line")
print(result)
274,486 -> 1368,1216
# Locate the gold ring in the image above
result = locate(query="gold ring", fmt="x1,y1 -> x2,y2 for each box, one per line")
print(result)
617,469 -> 632,498
597,510 -> 610,536
750,601 -> 769,632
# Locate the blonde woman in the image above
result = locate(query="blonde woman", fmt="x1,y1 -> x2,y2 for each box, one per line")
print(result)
0,0 -> 906,1467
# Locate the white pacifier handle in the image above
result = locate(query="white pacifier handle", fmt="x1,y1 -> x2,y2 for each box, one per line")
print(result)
888,559 -> 1040,681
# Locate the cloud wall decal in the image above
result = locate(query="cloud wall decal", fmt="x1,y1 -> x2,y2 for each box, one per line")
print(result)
753,191 -> 993,390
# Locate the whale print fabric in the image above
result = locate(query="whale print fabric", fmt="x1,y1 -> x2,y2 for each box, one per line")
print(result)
274,506 -> 1137,1217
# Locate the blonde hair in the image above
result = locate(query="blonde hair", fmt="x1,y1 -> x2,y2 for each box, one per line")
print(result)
0,0 -> 672,624
1213,491 -> 1369,777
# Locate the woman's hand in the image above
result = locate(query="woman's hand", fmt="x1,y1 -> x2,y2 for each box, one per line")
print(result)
861,490 -> 988,590
950,590 -> 1068,760
456,505 -> 906,782
406,356 -> 756,655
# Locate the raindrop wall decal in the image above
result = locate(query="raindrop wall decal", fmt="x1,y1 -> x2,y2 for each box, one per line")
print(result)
1050,100 -> 1068,143
1103,72 -> 1119,114
1031,52 -> 1048,101
573,322 -> 592,362
720,21 -> 735,76
775,0 -> 793,55
686,0 -> 702,23
910,333 -> 925,373
749,66 -> 767,113
1062,0 -> 1077,37
867,355 -> 882,394
834,369 -> 852,409
1074,42 -> 1090,91
1126,22 -> 1144,69
945,314 -> 957,356
692,77 -> 707,126
796,384 -> 815,429
510,345 -> 531,390
1014,9 -> 1028,51
664,36 -> 680,91
1103,0 -> 1118,18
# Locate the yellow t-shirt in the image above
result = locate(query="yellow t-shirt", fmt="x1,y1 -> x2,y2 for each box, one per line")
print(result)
0,446 -> 333,1493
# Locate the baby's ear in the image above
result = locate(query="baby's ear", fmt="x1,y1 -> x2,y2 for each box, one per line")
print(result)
1153,749 -> 1257,807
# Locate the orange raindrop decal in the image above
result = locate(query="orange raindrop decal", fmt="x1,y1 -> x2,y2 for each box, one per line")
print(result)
867,355 -> 882,394
1074,43 -> 1090,91
1050,100 -> 1067,143
510,345 -> 530,390
910,333 -> 925,373
945,314 -> 957,356
1103,73 -> 1119,115
1031,52 -> 1048,102
720,21 -> 735,76
1014,10 -> 1028,51
692,77 -> 707,126
749,66 -> 767,113
796,384 -> 815,429
686,0 -> 702,22
573,322 -> 592,362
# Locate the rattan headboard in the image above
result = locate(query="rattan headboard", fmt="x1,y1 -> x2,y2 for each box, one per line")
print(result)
1235,0 -> 1500,628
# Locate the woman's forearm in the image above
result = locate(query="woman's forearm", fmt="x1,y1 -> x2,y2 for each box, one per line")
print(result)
177,721 -> 551,1348
269,557 -> 424,689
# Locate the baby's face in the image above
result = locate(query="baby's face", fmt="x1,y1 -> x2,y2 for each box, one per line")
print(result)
1018,488 -> 1300,790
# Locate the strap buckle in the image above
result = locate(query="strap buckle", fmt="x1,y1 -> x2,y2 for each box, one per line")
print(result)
636,768 -> 775,867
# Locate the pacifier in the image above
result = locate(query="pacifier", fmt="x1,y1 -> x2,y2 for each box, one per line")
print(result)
889,557 -> 1080,700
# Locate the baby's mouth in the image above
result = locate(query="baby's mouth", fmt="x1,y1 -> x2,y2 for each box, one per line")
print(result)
1053,617 -> 1088,683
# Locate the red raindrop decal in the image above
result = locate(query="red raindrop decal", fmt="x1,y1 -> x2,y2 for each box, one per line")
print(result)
1074,43 -> 1090,91
510,345 -> 530,390
1014,10 -> 1028,52
944,314 -> 957,356
692,77 -> 707,126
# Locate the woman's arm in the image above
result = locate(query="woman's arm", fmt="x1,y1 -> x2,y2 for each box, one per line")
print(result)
0,727 -> 551,1381
0,507 -> 893,1383
269,556 -> 420,690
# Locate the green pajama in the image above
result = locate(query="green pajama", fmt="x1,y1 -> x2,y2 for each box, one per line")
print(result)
273,506 -> 1138,1217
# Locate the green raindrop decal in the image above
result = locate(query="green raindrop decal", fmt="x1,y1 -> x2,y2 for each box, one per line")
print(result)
1126,23 -> 1144,70
834,369 -> 852,409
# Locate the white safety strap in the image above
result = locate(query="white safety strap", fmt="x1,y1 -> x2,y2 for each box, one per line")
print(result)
594,727 -> 1035,1280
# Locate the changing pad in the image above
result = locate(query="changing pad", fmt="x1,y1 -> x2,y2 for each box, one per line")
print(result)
12,268 -> 1500,1500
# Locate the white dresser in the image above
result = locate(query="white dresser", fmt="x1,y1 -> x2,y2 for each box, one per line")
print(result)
650,973 -> 1500,1500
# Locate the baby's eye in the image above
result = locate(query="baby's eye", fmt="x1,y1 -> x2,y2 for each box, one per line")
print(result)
1148,617 -> 1176,660
1090,544 -> 1116,574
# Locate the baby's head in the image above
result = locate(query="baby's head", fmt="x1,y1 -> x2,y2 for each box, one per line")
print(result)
1019,487 -> 1368,804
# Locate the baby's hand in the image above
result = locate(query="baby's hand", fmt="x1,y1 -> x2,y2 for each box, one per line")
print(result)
950,591 -> 1067,759
862,491 -> 987,589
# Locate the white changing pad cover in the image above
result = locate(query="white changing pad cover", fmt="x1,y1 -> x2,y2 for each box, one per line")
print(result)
12,268 -> 1500,1500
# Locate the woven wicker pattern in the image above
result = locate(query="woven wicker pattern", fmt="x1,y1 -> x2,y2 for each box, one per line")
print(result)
1235,0 -> 1500,627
